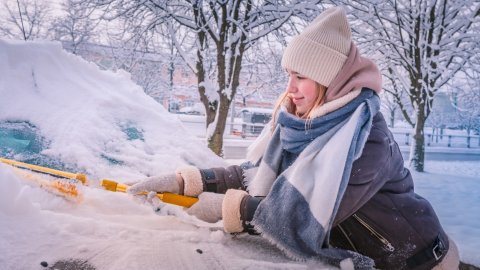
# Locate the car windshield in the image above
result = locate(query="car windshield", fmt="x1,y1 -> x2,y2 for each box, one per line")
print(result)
0,120 -> 151,172
0,121 -> 43,155
0,121 -> 71,171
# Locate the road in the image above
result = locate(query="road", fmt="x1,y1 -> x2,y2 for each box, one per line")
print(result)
175,114 -> 480,161
222,137 -> 480,161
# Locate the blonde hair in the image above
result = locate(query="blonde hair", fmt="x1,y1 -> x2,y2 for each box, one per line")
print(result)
271,83 -> 327,130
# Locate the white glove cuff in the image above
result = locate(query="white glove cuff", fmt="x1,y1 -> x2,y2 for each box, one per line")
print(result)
176,166 -> 203,197
222,189 -> 248,233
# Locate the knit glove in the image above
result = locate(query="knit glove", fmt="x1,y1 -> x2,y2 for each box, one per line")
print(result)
185,192 -> 224,223
127,173 -> 183,195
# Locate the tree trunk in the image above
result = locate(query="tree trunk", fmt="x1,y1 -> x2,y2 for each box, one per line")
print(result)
410,107 -> 426,172
194,32 -> 217,130
208,95 -> 230,156
390,109 -> 395,128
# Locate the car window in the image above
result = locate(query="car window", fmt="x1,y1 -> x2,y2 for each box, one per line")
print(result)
0,121 -> 44,156
0,121 -> 70,171
0,121 -> 149,171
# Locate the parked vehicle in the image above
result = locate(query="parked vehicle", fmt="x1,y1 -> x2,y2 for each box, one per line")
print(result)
240,107 -> 272,138
177,103 -> 206,115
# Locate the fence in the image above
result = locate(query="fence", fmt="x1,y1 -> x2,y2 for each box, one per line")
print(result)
391,132 -> 480,148
177,115 -> 480,149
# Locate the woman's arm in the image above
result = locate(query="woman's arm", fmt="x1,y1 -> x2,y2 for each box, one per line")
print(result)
199,164 -> 247,193
178,162 -> 253,196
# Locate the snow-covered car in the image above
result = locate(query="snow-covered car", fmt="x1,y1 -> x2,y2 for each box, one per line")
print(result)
0,40 -> 223,180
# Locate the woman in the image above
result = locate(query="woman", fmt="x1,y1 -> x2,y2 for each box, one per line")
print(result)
128,7 -> 459,270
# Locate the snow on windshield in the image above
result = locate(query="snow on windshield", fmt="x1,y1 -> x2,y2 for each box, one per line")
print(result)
0,39 -> 225,181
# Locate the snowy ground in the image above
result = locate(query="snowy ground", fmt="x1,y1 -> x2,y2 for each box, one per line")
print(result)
0,39 -> 479,269
0,159 -> 478,270
412,161 -> 480,267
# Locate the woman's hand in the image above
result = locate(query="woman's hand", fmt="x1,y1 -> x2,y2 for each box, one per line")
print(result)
185,192 -> 224,223
127,173 -> 184,195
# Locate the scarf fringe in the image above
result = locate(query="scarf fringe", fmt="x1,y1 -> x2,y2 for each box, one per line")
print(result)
252,221 -> 374,270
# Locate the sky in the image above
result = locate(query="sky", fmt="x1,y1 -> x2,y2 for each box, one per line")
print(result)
0,39 -> 479,270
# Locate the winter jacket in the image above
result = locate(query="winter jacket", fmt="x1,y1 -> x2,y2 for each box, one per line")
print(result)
197,112 -> 449,270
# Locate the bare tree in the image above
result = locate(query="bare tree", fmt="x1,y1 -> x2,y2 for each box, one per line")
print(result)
0,0 -> 51,40
336,0 -> 480,171
51,0 -> 97,54
380,92 -> 400,128
451,69 -> 480,136
239,39 -> 288,106
85,0 -> 321,155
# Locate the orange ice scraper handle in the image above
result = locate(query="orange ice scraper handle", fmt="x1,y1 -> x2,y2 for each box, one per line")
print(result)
101,179 -> 199,208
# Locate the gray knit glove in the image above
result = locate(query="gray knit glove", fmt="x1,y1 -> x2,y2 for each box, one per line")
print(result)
186,192 -> 224,223
127,173 -> 183,195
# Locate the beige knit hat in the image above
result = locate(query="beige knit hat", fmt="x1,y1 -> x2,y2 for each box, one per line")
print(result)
281,7 -> 351,87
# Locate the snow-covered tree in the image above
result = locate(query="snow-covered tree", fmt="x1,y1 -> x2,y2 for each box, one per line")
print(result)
85,0 -> 321,155
451,70 -> 480,137
50,0 -> 97,54
238,38 -> 287,106
336,0 -> 480,171
380,92 -> 400,128
0,0 -> 51,41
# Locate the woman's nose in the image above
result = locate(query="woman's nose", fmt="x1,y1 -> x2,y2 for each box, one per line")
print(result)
286,77 -> 297,93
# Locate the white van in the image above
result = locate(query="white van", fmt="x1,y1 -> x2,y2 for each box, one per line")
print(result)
240,107 -> 272,138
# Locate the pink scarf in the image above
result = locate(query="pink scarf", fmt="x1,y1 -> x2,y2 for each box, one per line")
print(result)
325,42 -> 382,103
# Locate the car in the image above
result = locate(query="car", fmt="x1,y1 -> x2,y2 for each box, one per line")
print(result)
177,103 -> 206,115
239,107 -> 272,138
0,40 -> 224,179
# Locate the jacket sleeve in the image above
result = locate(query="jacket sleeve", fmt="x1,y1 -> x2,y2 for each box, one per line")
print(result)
197,163 -> 263,234
333,115 -> 394,226
176,162 -> 251,197
200,163 -> 265,233
198,162 -> 256,194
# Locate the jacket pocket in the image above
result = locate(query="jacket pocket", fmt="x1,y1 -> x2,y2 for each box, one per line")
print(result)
336,224 -> 359,252
352,213 -> 395,252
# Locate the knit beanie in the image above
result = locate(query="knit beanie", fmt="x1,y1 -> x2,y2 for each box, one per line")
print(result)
281,7 -> 351,87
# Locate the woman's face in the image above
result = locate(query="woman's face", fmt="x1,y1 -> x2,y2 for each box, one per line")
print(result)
286,69 -> 319,115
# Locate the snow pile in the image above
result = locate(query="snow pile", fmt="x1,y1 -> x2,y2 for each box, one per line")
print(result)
0,39 -> 224,181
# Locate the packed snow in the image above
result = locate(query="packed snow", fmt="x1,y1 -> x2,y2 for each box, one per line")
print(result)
0,40 -> 479,269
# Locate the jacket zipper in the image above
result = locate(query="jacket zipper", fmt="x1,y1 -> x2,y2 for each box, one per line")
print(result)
338,224 -> 358,252
353,214 -> 395,252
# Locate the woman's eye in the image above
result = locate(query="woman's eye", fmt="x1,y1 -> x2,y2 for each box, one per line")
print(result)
297,76 -> 305,80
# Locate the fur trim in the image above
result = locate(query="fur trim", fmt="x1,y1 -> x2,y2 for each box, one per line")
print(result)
222,189 -> 248,233
176,166 -> 203,197
310,88 -> 361,119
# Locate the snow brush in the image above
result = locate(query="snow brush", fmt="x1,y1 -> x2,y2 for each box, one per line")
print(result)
0,157 -> 85,202
100,179 -> 198,208
0,157 -> 87,184
0,158 -> 198,207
